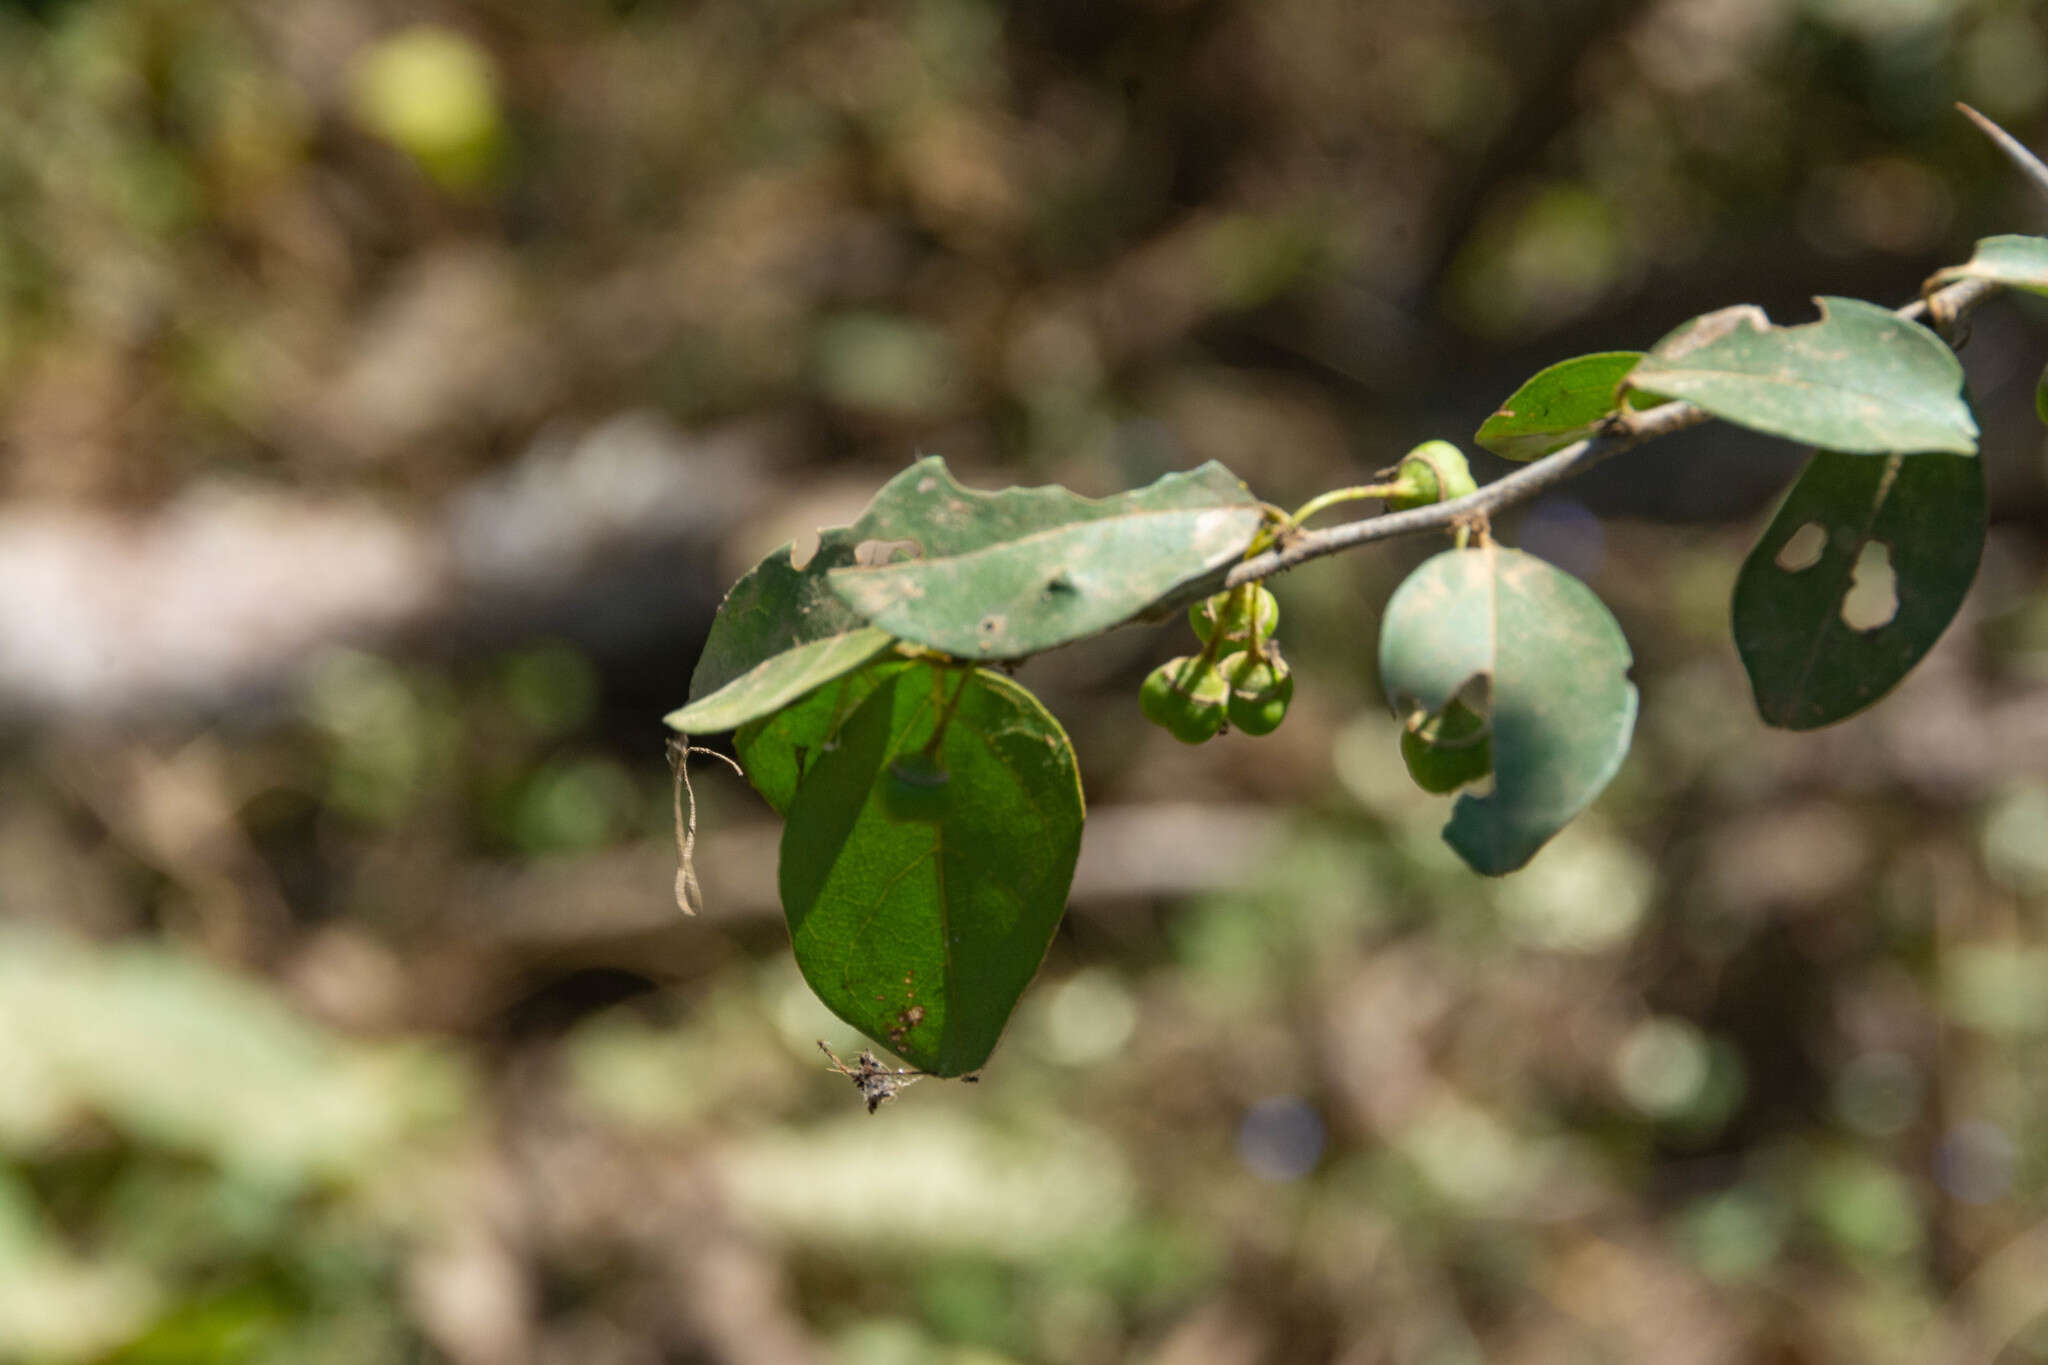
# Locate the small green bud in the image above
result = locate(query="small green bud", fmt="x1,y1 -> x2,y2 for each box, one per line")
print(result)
1385,441 -> 1478,512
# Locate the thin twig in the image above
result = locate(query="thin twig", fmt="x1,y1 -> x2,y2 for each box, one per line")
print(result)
1957,103 -> 2048,207
1220,275 -> 2004,589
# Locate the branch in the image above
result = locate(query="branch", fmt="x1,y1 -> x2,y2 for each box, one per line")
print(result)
1222,273 -> 2006,589
1957,103 -> 2048,207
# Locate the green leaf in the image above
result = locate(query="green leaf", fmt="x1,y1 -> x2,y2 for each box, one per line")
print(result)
733,661 -> 909,815
1926,234 -> 2048,298
668,625 -> 894,736
779,665 -> 1084,1075
827,462 -> 1264,659
1474,352 -> 1644,461
1626,297 -> 1977,456
1378,547 -> 1638,876
1733,448 -> 1985,730
669,457 -> 1015,735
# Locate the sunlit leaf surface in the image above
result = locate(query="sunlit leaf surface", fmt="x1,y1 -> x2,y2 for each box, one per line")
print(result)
1475,351 -> 1643,461
1628,297 -> 1976,456
827,461 -> 1263,659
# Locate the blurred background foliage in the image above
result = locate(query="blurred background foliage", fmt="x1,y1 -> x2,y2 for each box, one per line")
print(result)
2,0 -> 2048,1361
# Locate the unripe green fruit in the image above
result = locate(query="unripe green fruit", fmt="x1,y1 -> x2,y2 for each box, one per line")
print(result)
1397,699 -> 1491,793
1140,658 -> 1190,728
1385,441 -> 1478,511
1140,656 -> 1228,744
883,751 -> 952,821
1219,650 -> 1294,736
1189,586 -> 1279,644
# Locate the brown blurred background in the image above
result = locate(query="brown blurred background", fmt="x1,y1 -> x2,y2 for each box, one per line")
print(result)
4,0 -> 2048,1361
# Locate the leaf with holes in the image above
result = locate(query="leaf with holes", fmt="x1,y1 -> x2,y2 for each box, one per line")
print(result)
1474,352 -> 1645,461
827,461 -> 1265,659
1625,297 -> 1977,456
734,661 -> 911,815
1378,547 -> 1637,876
1733,448 -> 1985,730
1926,234 -> 2048,298
779,664 -> 1084,1075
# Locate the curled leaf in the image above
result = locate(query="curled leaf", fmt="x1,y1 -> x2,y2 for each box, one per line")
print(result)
1378,546 -> 1637,875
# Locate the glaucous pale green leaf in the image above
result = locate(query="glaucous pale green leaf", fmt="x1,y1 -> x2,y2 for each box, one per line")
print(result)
1733,448 -> 1984,730
1474,352 -> 1644,461
1378,547 -> 1637,876
827,462 -> 1264,659
733,661 -> 908,815
1626,297 -> 1976,456
1925,234 -> 2048,298
780,665 -> 1084,1075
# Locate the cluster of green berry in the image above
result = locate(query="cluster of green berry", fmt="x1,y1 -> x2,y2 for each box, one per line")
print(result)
1136,440 -> 1487,748
1140,585 -> 1294,743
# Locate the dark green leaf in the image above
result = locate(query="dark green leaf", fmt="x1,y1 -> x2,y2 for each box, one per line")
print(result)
779,665 -> 1084,1075
733,661 -> 908,815
1626,297 -> 1976,456
827,462 -> 1264,659
1378,547 -> 1637,876
1926,234 -> 2048,298
1733,448 -> 1985,730
1474,352 -> 1643,461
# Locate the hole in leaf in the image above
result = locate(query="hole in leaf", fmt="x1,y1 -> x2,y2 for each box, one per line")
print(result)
790,529 -> 821,571
854,538 -> 922,566
1775,522 -> 1826,572
1840,540 -> 1898,631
